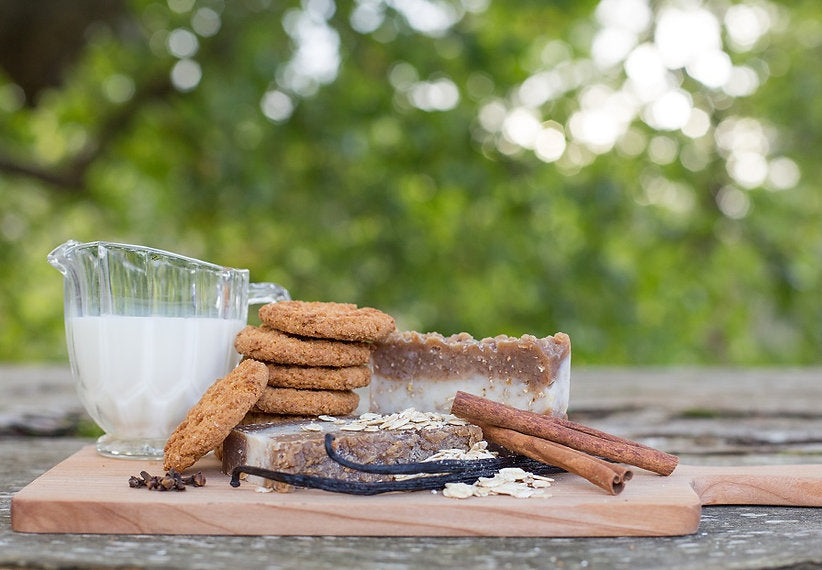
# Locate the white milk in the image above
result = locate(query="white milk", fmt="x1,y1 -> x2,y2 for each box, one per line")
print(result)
67,315 -> 245,441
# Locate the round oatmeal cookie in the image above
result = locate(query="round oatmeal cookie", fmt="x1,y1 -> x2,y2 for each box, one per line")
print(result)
264,363 -> 371,390
258,300 -> 396,342
254,386 -> 360,416
234,325 -> 372,366
163,359 -> 268,472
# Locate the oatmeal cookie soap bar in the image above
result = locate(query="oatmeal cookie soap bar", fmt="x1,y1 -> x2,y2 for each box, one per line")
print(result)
221,411 -> 482,490
370,331 -> 571,417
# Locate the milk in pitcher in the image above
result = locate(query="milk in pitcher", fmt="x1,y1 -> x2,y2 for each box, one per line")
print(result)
67,315 -> 245,442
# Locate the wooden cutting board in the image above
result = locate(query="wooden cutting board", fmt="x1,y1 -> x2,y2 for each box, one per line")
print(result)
11,446 -> 822,537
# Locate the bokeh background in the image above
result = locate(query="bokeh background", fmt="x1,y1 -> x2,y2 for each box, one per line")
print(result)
1,0 -> 820,365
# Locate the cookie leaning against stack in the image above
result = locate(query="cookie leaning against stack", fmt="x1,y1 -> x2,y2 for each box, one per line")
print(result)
234,300 -> 396,420
164,359 -> 269,472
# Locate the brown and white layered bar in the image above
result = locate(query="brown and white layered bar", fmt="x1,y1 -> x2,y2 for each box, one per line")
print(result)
369,331 -> 571,417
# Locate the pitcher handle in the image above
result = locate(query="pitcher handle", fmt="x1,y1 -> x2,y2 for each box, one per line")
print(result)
248,282 -> 291,305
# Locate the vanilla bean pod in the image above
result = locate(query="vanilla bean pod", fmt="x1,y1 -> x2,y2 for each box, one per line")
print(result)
229,465 -> 482,494
230,464 -> 551,495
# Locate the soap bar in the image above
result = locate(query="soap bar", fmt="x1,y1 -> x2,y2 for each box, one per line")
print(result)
221,411 -> 483,490
369,331 -> 571,416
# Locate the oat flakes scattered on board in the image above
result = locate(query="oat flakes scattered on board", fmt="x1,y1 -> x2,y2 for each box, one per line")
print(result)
441,467 -> 554,499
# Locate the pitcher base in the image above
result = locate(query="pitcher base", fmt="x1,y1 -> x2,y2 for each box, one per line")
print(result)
96,435 -> 165,460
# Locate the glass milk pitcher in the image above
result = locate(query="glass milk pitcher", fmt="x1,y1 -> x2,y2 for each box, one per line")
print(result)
48,240 -> 290,459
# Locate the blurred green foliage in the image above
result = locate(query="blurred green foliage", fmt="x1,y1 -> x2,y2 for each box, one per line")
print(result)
0,0 -> 820,365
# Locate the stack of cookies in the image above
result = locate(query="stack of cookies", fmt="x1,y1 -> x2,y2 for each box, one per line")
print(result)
233,300 -> 396,419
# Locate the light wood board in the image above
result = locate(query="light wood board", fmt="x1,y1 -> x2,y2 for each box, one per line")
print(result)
11,446 -> 822,537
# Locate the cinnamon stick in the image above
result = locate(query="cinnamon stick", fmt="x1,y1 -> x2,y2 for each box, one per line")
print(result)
477,422 -> 632,495
551,416 -> 657,451
451,391 -> 678,476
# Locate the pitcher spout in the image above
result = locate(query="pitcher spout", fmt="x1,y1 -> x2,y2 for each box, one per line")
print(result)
47,239 -> 81,275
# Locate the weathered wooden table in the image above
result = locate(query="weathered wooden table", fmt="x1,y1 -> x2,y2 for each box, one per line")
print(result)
3,365 -> 822,569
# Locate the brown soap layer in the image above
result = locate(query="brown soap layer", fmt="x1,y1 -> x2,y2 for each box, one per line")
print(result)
371,331 -> 571,387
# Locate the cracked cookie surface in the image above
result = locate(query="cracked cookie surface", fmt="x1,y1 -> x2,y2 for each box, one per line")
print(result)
254,386 -> 359,416
234,325 -> 372,366
262,362 -> 371,390
258,300 -> 396,342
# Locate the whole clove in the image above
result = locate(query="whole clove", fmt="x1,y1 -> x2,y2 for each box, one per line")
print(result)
128,475 -> 145,488
183,471 -> 207,487
128,469 -> 206,491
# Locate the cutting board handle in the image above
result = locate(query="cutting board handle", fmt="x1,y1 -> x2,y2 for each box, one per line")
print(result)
688,464 -> 822,506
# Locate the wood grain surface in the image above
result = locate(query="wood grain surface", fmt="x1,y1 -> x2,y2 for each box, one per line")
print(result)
11,446 -> 822,537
